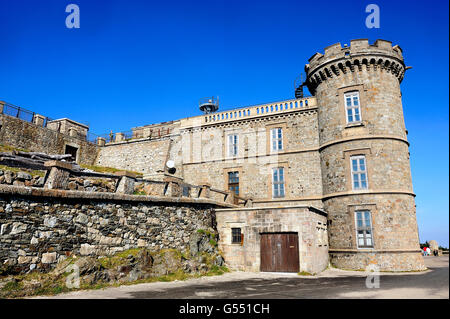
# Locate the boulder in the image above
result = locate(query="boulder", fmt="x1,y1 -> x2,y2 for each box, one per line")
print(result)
16,172 -> 32,180
151,250 -> 181,276
41,252 -> 57,264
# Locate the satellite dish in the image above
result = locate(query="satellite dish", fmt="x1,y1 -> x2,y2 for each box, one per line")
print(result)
166,160 -> 175,168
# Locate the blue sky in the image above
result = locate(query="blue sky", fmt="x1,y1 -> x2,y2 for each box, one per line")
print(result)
0,0 -> 448,246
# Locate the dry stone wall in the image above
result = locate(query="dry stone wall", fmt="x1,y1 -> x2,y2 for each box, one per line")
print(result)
0,191 -> 217,274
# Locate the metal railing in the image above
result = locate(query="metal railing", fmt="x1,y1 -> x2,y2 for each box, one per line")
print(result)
0,102 -> 54,127
0,101 -> 101,145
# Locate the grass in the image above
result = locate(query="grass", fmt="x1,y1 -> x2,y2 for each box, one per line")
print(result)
0,143 -> 29,153
298,271 -> 314,276
0,247 -> 229,298
0,164 -> 46,177
80,164 -> 143,177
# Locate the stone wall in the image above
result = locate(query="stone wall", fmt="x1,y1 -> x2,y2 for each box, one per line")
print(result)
0,187 -> 219,274
0,114 -> 99,165
216,206 -> 329,274
0,169 -> 46,188
94,137 -> 173,177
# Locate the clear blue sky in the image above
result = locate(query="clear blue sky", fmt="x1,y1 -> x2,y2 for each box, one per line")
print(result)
0,0 -> 448,246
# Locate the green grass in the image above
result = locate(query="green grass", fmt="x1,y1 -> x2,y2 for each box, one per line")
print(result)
0,164 -> 46,177
297,271 -> 314,276
80,164 -> 143,177
0,143 -> 29,153
0,247 -> 229,298
1,280 -> 23,292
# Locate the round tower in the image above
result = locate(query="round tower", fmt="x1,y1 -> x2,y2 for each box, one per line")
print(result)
305,39 -> 425,271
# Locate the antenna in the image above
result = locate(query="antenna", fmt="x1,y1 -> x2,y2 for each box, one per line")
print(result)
294,73 -> 305,99
199,96 -> 219,114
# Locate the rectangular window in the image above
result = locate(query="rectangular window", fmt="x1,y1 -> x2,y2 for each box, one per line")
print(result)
344,92 -> 361,124
270,128 -> 283,151
228,134 -> 238,157
272,167 -> 285,198
228,171 -> 239,196
351,155 -> 368,190
231,228 -> 242,244
355,211 -> 374,248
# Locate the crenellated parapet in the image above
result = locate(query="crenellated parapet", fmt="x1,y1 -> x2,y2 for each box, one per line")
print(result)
305,39 -> 406,95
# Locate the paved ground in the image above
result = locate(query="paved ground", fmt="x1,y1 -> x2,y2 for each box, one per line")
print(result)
31,256 -> 448,299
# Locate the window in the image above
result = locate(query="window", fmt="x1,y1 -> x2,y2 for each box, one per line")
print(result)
355,211 -> 373,248
270,128 -> 283,151
344,92 -> 361,123
228,134 -> 238,157
228,171 -> 239,195
231,228 -> 242,244
272,167 -> 285,198
351,156 -> 368,190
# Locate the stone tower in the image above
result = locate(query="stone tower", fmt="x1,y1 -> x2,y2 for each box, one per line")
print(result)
305,39 -> 425,271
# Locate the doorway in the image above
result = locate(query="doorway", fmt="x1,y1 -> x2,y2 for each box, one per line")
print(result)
64,144 -> 78,162
260,232 -> 299,272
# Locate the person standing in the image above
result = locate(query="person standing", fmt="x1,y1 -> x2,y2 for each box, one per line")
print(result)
426,247 -> 431,256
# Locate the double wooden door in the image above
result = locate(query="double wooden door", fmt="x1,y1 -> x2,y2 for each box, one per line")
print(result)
260,233 -> 299,272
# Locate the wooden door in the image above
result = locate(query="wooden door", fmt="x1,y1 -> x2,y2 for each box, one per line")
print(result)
260,233 -> 299,272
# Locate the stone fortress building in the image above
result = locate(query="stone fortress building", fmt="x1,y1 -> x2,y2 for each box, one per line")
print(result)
0,39 -> 426,274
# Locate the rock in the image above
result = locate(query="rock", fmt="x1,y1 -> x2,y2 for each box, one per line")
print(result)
44,216 -> 58,228
29,264 -> 36,271
74,257 -> 102,276
214,255 -> 224,266
35,177 -> 46,187
0,223 -> 11,235
74,213 -> 89,225
68,181 -> 78,190
23,280 -> 41,290
18,256 -> 32,264
16,172 -> 32,180
4,171 -> 13,184
10,222 -> 27,235
83,180 -> 92,188
80,243 -> 96,256
151,250 -> 181,276
41,252 -> 57,264
189,231 -> 216,255
183,260 -> 200,273
136,249 -> 153,270
13,180 -> 25,187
